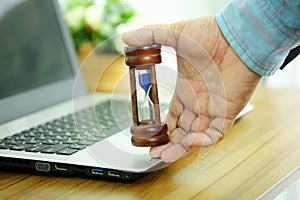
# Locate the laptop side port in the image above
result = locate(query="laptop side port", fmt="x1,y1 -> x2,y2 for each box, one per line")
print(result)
91,168 -> 104,176
54,164 -> 68,171
74,166 -> 86,173
124,173 -> 132,180
107,170 -> 121,178
35,162 -> 51,172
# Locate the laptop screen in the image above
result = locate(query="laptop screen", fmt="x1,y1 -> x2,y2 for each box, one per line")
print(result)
0,0 -> 86,124
0,0 -> 73,99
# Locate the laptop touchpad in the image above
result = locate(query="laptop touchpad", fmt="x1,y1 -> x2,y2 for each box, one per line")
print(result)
87,129 -> 164,173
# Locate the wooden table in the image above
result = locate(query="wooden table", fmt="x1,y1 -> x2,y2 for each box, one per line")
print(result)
1,87 -> 300,199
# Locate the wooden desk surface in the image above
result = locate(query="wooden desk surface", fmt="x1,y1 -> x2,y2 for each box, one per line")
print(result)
1,87 -> 300,199
0,88 -> 300,199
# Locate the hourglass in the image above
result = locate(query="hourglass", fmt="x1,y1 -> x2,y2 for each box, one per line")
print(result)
124,44 -> 169,147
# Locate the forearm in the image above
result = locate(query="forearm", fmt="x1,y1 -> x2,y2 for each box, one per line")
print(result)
216,0 -> 300,76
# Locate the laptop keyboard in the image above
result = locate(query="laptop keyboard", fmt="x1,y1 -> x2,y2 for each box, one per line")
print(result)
0,100 -> 133,155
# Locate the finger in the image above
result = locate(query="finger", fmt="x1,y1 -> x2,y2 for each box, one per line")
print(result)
160,143 -> 198,163
150,142 -> 173,158
169,128 -> 187,143
150,128 -> 187,158
182,130 -> 221,147
177,108 -> 196,132
160,143 -> 187,163
149,127 -> 186,158
151,130 -> 218,163
165,96 -> 183,132
175,77 -> 195,109
190,115 -> 210,133
122,24 -> 178,49
209,117 -> 233,136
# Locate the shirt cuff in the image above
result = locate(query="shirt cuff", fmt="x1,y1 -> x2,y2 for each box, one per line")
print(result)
216,0 -> 300,76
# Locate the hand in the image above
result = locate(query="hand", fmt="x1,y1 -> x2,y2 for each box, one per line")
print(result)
123,17 -> 261,163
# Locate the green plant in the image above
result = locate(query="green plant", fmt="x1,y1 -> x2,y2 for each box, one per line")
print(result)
59,0 -> 135,52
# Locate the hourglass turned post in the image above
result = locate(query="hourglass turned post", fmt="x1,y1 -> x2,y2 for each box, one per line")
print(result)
124,44 -> 169,147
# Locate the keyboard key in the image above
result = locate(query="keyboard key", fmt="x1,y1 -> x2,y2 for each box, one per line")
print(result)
42,139 -> 60,145
25,138 -> 39,145
0,141 -> 10,149
5,139 -> 23,145
25,144 -> 51,152
78,140 -> 96,146
70,134 -> 82,140
34,134 -> 46,140
10,144 -> 32,151
62,138 -> 78,144
69,144 -> 87,150
40,144 -> 70,154
57,148 -> 78,155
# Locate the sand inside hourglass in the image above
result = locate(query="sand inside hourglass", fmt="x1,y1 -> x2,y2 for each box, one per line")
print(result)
138,70 -> 155,124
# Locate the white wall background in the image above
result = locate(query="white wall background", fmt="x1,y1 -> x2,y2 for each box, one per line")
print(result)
124,0 -> 231,23
264,57 -> 300,88
123,0 -> 300,88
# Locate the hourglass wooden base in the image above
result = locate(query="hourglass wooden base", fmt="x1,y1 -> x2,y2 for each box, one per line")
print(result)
131,124 -> 169,147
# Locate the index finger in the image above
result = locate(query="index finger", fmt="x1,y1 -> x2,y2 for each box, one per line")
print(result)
122,24 -> 178,49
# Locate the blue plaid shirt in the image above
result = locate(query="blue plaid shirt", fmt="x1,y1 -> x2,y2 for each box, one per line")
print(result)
216,0 -> 300,76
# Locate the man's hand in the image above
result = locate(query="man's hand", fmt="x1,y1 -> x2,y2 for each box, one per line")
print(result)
123,17 -> 261,163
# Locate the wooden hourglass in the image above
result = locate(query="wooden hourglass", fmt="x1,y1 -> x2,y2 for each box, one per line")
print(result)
124,44 -> 169,147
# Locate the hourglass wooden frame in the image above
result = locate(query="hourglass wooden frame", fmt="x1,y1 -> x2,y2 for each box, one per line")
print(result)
124,44 -> 169,147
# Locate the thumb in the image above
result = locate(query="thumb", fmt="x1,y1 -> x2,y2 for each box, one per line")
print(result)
122,24 -> 178,49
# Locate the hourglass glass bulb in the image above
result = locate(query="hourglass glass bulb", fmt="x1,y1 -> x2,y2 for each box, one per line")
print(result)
138,70 -> 155,123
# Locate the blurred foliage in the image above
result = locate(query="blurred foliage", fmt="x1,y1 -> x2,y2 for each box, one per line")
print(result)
59,0 -> 135,53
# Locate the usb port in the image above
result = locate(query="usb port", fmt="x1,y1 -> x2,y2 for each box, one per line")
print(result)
91,168 -> 104,175
108,170 -> 121,178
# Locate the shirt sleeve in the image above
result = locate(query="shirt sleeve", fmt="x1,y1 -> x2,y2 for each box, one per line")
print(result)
216,0 -> 300,76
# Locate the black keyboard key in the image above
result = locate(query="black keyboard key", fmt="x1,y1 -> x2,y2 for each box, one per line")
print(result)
43,131 -> 56,137
69,144 -> 87,150
25,138 -> 39,145
10,144 -> 32,151
5,139 -> 23,145
42,139 -> 60,145
0,141 -> 10,149
80,135 -> 101,142
57,148 -> 78,155
13,135 -> 27,141
34,134 -> 46,140
62,138 -> 78,144
78,140 -> 96,146
25,144 -> 51,152
52,135 -> 64,141
64,132 -> 75,137
26,131 -> 36,137
40,144 -> 70,154
70,134 -> 82,140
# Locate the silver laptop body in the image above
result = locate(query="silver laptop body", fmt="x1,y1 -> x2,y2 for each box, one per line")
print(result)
0,0 -> 164,181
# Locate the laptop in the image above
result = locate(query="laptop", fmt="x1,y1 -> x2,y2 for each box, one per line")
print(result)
0,0 -> 254,181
